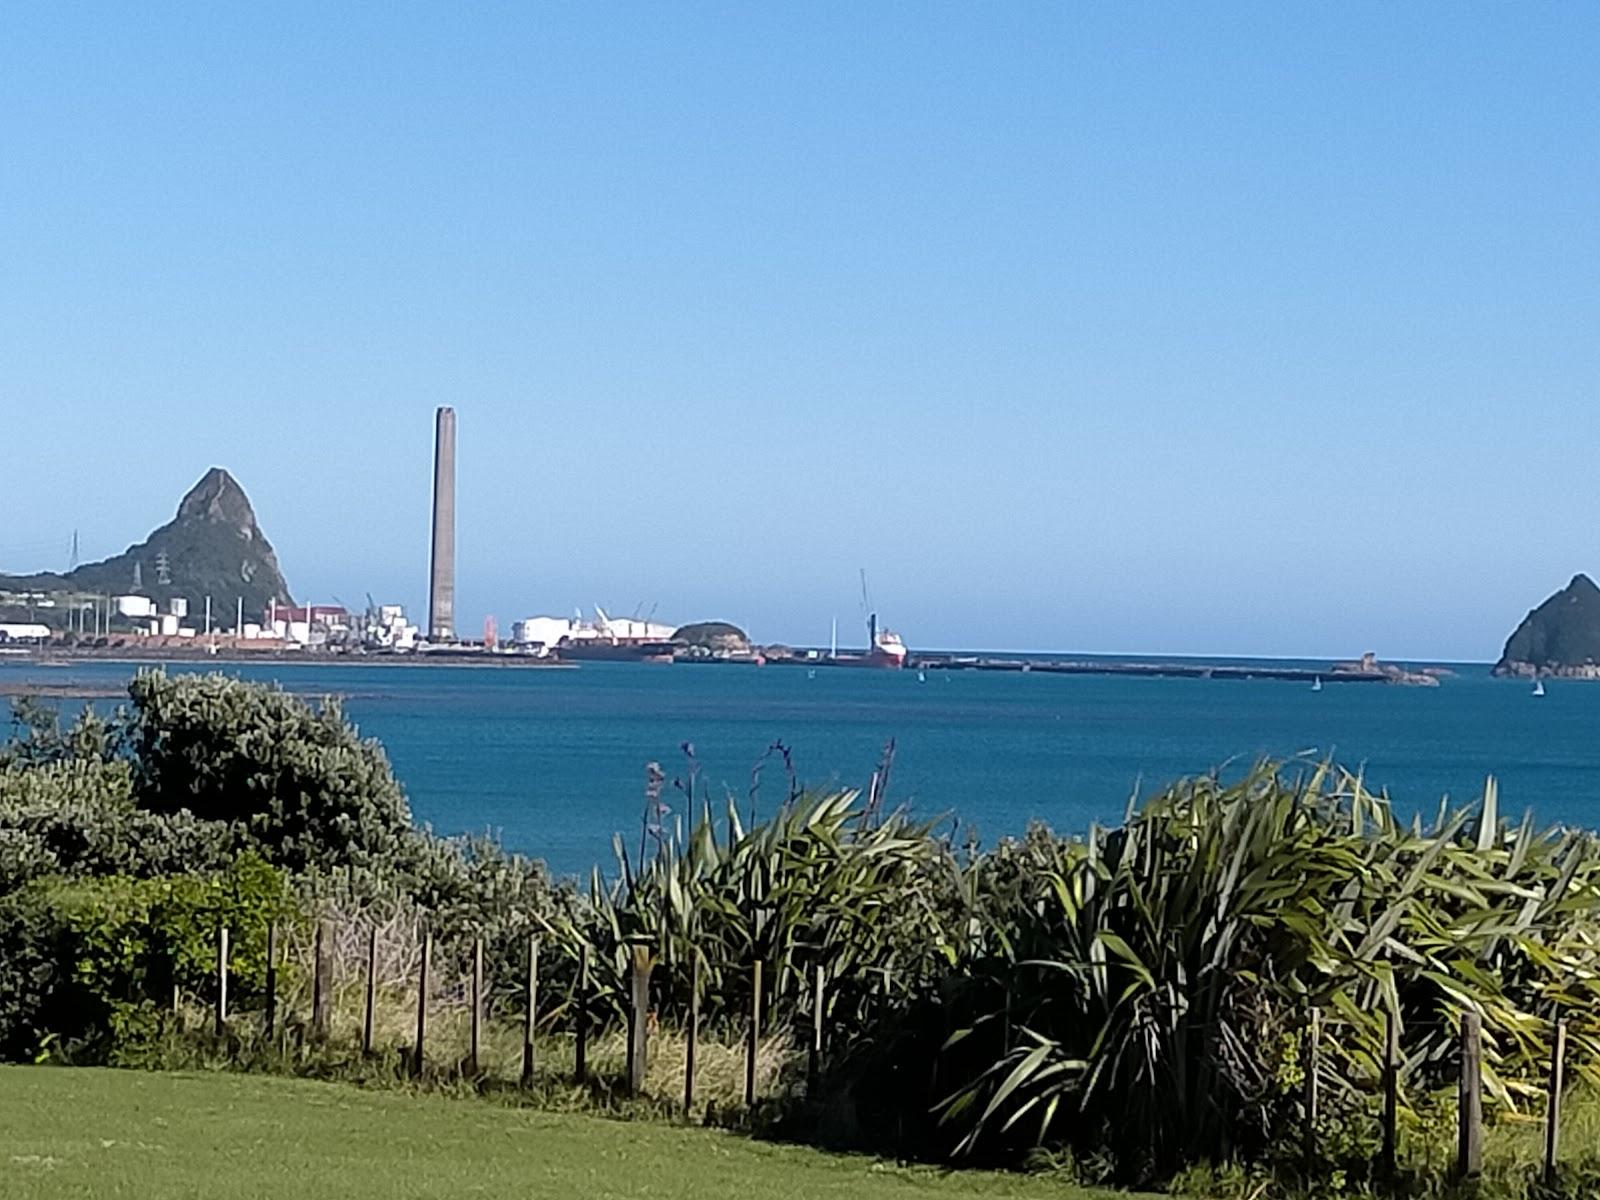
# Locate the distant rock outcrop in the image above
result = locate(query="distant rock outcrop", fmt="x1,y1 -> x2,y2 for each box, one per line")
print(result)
1494,574 -> 1600,678
0,468 -> 293,627
1329,651 -> 1442,687
672,621 -> 751,655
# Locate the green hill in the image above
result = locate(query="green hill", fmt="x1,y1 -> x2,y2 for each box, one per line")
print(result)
0,468 -> 293,629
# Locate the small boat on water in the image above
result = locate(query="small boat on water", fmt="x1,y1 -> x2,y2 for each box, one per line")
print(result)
1311,677 -> 1323,692
1533,679 -> 1547,697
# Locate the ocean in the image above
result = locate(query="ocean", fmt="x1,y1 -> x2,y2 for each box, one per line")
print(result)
1,657 -> 1593,878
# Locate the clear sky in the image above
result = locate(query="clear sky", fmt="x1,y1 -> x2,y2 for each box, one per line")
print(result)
2,4 -> 1596,659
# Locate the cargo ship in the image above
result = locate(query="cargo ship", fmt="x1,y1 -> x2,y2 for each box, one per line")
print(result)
509,608 -> 679,662
556,638 -> 676,663
862,613 -> 908,668
849,571 -> 907,668
791,612 -> 906,669
556,607 -> 677,662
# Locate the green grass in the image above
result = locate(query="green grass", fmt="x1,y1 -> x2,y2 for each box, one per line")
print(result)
0,1066 -> 1136,1200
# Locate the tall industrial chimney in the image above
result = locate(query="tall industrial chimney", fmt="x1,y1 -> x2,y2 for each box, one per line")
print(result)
428,406 -> 457,642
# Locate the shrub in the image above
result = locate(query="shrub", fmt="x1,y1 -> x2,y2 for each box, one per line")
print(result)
0,853 -> 299,1061
931,766 -> 1600,1184
126,670 -> 415,874
584,790 -> 962,1038
0,758 -> 235,892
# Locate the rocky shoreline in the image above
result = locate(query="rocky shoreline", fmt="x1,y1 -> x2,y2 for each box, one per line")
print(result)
1493,660 -> 1600,681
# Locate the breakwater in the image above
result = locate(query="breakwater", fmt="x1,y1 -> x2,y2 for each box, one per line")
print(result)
909,655 -> 1386,683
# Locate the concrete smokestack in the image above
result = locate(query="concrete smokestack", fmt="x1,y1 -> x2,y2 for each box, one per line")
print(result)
428,406 -> 456,642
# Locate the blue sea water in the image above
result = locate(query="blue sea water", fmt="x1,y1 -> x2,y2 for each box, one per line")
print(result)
2,657 -> 1596,878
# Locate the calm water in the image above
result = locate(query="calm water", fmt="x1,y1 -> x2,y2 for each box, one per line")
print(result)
2,658 -> 1596,877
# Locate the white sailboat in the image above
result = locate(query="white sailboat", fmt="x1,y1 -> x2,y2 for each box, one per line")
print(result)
1311,677 -> 1323,692
1533,679 -> 1546,697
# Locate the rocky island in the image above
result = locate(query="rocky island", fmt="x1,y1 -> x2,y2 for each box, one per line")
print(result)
1493,573 -> 1600,679
672,621 -> 756,659
1330,652 -> 1443,686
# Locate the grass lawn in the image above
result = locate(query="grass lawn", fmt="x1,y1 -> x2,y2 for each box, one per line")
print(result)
0,1066 -> 1141,1200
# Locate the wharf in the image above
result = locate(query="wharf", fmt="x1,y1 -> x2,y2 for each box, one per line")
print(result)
909,656 -> 1392,684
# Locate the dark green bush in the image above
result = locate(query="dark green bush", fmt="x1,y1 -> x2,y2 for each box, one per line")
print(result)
127,670 -> 415,873
0,853 -> 298,1061
0,758 -> 236,892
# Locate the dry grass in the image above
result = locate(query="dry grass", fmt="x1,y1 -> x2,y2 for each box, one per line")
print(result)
185,950 -> 794,1117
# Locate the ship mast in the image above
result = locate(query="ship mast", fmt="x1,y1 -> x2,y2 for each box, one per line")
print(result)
860,568 -> 877,649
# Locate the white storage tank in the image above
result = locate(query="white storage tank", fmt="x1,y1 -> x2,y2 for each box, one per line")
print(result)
0,623 -> 51,642
513,616 -> 575,647
115,595 -> 156,619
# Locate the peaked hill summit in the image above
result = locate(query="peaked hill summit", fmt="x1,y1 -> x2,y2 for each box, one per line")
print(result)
1492,574 -> 1600,678
0,469 -> 293,628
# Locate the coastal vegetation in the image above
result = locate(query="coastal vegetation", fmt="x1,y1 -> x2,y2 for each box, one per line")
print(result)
4,671 -> 1600,1196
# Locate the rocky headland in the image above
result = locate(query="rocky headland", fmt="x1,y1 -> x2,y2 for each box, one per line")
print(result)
1493,574 -> 1600,678
0,468 -> 293,628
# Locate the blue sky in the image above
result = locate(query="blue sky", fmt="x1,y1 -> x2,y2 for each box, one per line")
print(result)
2,4 -> 1596,659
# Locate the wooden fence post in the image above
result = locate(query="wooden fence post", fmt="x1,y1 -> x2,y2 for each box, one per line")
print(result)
362,925 -> 378,1055
263,921 -> 278,1040
215,925 -> 229,1037
744,959 -> 763,1107
467,940 -> 483,1081
169,937 -> 181,1018
521,935 -> 538,1087
1381,1008 -> 1398,1180
684,949 -> 699,1115
413,928 -> 431,1078
1457,1012 -> 1483,1180
1002,984 -> 1012,1055
627,945 -> 652,1096
311,920 -> 331,1040
573,943 -> 589,1084
1544,1018 -> 1568,1186
1303,1008 -> 1320,1172
469,937 -> 484,1077
808,964 -> 825,1096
